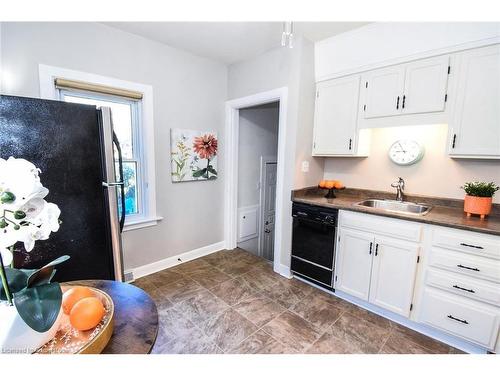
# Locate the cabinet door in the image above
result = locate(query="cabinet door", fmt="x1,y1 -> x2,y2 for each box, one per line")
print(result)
368,236 -> 419,317
402,55 -> 450,115
335,228 -> 374,300
449,44 -> 500,157
312,75 -> 360,155
363,66 -> 405,119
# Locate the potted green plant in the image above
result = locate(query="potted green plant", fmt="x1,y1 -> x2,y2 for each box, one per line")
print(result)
0,157 -> 68,353
461,181 -> 499,219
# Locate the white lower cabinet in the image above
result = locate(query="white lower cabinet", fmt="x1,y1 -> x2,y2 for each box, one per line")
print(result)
336,228 -> 374,300
368,236 -> 419,317
336,213 -> 420,318
335,210 -> 500,352
420,288 -> 500,349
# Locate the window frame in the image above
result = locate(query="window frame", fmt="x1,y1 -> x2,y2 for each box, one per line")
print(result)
58,89 -> 144,220
39,64 -> 160,231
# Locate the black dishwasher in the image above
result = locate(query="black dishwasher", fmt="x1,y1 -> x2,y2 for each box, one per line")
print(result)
291,203 -> 337,290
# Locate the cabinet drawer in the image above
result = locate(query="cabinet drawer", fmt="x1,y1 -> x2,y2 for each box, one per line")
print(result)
432,227 -> 500,260
425,268 -> 500,306
429,248 -> 500,283
339,210 -> 422,242
420,288 -> 500,349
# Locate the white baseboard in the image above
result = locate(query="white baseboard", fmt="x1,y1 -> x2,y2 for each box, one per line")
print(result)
127,241 -> 226,280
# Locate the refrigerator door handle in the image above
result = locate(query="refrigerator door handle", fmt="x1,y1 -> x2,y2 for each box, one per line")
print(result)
102,181 -> 124,187
99,106 -> 124,281
112,131 -> 126,232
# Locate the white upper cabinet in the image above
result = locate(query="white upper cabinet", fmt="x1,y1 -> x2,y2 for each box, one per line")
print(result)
448,44 -> 500,158
363,66 -> 406,118
360,55 -> 450,126
312,75 -> 370,156
402,55 -> 450,115
368,236 -> 420,317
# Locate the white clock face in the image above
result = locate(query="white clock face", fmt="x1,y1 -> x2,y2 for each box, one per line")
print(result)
389,140 -> 424,165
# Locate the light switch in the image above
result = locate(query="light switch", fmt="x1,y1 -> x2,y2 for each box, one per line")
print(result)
301,161 -> 309,172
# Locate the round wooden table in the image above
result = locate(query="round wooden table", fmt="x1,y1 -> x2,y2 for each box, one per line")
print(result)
67,280 -> 158,354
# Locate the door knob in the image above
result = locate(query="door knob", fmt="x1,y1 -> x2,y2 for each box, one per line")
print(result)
265,221 -> 269,225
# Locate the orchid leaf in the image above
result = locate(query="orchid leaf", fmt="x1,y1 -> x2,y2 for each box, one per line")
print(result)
14,282 -> 62,332
0,268 -> 29,300
27,255 -> 70,287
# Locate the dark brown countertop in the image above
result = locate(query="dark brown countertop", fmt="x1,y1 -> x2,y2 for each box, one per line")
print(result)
292,187 -> 500,236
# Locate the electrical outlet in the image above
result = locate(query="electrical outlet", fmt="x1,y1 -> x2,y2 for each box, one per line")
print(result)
301,161 -> 309,172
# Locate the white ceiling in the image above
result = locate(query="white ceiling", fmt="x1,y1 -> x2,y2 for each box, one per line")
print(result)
103,22 -> 369,65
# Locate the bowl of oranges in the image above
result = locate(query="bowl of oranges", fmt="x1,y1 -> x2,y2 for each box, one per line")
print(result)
318,180 -> 345,199
35,285 -> 114,354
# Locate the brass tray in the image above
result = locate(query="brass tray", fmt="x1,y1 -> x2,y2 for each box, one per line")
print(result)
35,286 -> 114,354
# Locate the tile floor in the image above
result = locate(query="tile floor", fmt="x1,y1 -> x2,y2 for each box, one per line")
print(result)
132,249 -> 463,354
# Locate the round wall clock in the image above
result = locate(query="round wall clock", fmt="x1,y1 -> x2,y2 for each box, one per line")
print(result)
388,140 -> 425,166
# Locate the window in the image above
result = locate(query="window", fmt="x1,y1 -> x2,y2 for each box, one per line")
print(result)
59,90 -> 142,218
39,64 -> 159,231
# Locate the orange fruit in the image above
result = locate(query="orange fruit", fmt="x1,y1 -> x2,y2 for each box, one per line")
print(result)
69,297 -> 105,331
62,286 -> 95,315
334,181 -> 344,189
325,181 -> 335,189
319,180 -> 327,188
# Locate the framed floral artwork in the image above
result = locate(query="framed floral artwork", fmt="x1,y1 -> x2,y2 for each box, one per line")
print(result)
170,128 -> 218,182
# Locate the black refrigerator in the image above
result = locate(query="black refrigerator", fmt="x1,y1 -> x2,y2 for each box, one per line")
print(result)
0,95 -> 125,282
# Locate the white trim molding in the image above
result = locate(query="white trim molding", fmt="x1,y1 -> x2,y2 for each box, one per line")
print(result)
224,87 -> 290,278
128,241 -> 226,280
38,64 -> 158,230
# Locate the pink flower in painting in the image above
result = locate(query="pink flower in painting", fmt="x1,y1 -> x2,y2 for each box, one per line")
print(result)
193,134 -> 218,159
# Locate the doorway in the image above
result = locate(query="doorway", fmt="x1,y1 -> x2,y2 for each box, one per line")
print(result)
236,102 -> 279,261
224,87 -> 289,276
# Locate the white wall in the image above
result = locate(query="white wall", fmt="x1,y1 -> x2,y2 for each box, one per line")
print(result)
0,22 -> 228,270
323,124 -> 500,204
315,22 -> 500,81
228,37 -> 323,269
238,103 -> 279,207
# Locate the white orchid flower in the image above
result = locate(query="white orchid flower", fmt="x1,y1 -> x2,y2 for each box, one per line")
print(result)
0,157 -> 61,253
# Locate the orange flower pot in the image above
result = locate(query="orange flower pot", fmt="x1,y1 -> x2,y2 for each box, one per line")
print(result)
464,195 -> 492,219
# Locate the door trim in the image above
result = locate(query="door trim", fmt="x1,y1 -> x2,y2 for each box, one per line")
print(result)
224,87 -> 288,276
258,156 -> 277,257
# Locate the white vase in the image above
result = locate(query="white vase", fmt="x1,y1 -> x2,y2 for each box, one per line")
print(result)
0,301 -> 62,354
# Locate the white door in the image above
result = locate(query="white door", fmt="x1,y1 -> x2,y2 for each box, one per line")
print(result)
368,235 -> 419,317
312,75 -> 360,155
402,55 -> 450,115
261,162 -> 277,261
363,65 -> 406,118
449,44 -> 500,157
335,228 -> 374,301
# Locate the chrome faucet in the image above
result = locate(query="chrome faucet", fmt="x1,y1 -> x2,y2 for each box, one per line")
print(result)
391,177 -> 405,202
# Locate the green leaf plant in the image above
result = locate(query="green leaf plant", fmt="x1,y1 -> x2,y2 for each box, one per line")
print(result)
461,181 -> 499,197
0,254 -> 69,332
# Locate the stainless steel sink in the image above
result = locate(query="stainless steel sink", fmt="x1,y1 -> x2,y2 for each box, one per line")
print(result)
355,199 -> 432,216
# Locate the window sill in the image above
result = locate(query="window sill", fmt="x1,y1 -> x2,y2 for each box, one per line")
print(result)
122,216 -> 163,232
